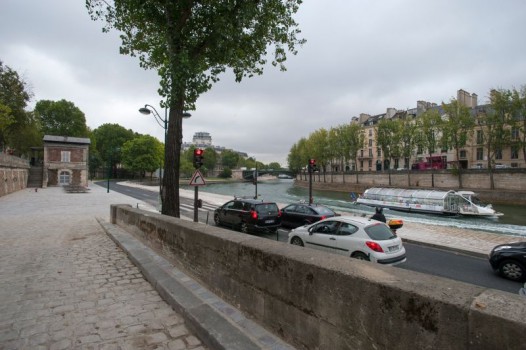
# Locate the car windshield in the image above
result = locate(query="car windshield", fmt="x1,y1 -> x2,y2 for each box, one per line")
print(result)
255,203 -> 279,214
364,223 -> 396,240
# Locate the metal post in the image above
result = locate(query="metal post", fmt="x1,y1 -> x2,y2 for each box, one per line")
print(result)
309,167 -> 313,205
254,161 -> 258,199
193,186 -> 199,222
107,155 -> 111,193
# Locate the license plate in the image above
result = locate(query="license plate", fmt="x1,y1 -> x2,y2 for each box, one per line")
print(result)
265,220 -> 274,224
388,245 -> 399,252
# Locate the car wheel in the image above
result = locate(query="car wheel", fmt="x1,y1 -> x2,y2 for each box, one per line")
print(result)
214,213 -> 221,226
352,252 -> 370,261
290,237 -> 304,246
240,222 -> 249,234
499,260 -> 526,281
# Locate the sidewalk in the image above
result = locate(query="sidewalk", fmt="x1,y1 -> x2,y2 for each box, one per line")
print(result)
0,186 -> 205,349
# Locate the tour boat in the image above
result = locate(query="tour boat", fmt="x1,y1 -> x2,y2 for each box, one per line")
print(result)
356,187 -> 503,217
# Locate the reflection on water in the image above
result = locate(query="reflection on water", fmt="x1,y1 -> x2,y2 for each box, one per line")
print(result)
184,179 -> 526,237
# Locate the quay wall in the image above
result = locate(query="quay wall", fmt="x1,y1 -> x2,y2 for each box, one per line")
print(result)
110,204 -> 526,350
0,154 -> 29,197
295,169 -> 526,205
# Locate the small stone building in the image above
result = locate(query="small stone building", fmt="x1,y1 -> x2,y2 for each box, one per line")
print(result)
43,135 -> 90,187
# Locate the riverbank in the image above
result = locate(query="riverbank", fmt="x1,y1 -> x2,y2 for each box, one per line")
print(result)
293,178 -> 526,206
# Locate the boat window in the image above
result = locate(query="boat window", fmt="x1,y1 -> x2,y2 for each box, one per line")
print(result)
364,223 -> 396,240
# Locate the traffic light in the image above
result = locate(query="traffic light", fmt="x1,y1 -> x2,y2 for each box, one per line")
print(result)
308,158 -> 317,173
193,148 -> 204,169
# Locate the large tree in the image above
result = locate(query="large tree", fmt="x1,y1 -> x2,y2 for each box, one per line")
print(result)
0,60 -> 33,154
87,0 -> 305,217
122,135 -> 164,179
34,99 -> 89,138
441,99 -> 474,188
92,123 -> 137,165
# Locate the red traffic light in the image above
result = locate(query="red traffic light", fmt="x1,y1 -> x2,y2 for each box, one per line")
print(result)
193,148 -> 204,168
194,148 -> 204,156
309,159 -> 316,165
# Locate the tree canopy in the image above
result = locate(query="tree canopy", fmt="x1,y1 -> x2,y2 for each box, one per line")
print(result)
34,99 -> 89,138
87,0 -> 306,217
0,60 -> 33,154
121,135 -> 163,179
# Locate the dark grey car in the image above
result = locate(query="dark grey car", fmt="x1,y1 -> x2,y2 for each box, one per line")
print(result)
214,198 -> 281,234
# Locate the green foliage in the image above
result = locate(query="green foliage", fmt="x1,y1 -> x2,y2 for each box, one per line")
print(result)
268,162 -> 281,170
218,167 -> 233,178
0,60 -> 33,153
121,135 -> 164,178
203,147 -> 218,170
221,149 -> 240,169
92,123 -> 138,164
34,99 -> 89,137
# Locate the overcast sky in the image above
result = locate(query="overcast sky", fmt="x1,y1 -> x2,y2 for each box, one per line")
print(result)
2,1 -> 526,166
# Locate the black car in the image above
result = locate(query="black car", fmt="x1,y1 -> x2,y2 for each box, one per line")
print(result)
280,203 -> 337,229
489,242 -> 526,281
214,198 -> 281,234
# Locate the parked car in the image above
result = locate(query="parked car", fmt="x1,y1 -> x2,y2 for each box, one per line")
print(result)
280,203 -> 337,228
488,242 -> 526,281
287,216 -> 406,265
214,198 -> 281,234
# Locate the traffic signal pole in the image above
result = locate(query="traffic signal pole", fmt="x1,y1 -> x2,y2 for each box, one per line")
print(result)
193,148 -> 204,223
194,186 -> 199,222
309,168 -> 313,204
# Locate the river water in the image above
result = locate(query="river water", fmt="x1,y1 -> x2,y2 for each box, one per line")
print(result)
183,179 -> 526,237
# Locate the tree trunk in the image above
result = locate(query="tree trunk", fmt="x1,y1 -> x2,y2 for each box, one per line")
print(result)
162,106 -> 183,217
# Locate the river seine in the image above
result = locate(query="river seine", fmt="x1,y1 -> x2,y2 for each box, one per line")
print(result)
183,179 -> 526,237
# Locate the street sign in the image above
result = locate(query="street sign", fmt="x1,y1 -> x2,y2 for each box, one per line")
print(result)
189,170 -> 206,186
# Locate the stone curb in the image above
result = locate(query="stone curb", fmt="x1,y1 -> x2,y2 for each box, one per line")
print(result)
96,218 -> 295,350
402,238 -> 488,259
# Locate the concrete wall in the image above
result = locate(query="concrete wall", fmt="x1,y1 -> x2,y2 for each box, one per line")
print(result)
0,153 -> 29,197
111,204 -> 526,350
296,170 -> 526,205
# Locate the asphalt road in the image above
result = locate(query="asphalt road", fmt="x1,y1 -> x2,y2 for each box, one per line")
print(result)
97,181 -> 524,295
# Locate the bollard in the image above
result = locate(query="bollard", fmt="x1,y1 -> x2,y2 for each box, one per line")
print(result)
35,188 -> 38,192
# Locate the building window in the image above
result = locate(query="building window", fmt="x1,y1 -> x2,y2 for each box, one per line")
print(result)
459,150 -> 467,159
360,149 -> 364,158
495,149 -> 502,160
369,129 -> 372,137
476,130 -> 483,145
61,151 -> 71,162
377,149 -> 381,157
369,149 -> 373,157
368,160 -> 372,168
476,148 -> 483,161
59,171 -> 71,185
511,146 -> 519,159
368,139 -> 373,147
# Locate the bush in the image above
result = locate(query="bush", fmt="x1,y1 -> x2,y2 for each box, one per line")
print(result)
218,167 -> 232,178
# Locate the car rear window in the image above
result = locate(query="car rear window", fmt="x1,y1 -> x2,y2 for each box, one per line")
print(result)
316,207 -> 335,215
364,223 -> 396,240
255,203 -> 279,215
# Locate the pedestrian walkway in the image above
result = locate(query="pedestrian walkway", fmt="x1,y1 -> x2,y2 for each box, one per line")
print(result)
0,185 -> 206,349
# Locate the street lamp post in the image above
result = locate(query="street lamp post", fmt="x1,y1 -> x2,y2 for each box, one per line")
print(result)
139,104 -> 191,212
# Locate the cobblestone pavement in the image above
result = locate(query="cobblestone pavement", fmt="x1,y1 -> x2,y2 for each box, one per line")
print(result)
0,187 -> 206,350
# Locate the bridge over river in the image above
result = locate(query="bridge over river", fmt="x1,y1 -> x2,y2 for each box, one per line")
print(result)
241,169 -> 294,180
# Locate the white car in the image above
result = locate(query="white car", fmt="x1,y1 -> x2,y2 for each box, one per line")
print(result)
288,216 -> 406,265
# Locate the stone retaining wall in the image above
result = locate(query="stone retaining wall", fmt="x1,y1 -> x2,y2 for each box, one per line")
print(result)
111,204 -> 526,350
296,170 -> 526,205
0,154 -> 29,197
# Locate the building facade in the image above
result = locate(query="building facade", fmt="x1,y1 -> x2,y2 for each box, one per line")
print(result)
347,89 -> 525,172
43,135 -> 90,187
